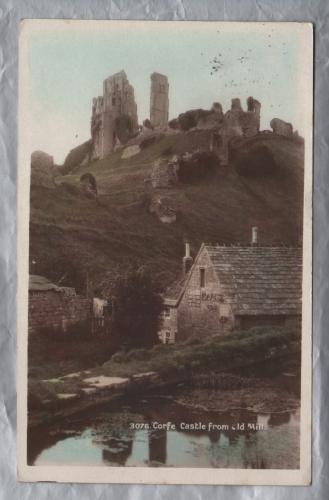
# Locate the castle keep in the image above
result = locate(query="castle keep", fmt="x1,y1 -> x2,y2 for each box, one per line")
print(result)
89,70 -> 295,170
91,71 -> 139,160
91,71 -> 170,160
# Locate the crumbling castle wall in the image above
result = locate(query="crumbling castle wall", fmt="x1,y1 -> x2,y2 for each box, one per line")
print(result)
91,71 -> 139,160
150,73 -> 169,129
270,118 -> 293,137
150,157 -> 179,188
224,97 -> 261,138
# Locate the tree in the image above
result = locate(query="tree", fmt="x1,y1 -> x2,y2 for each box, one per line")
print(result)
112,269 -> 163,349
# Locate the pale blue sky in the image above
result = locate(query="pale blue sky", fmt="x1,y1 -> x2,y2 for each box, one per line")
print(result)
26,21 -> 307,163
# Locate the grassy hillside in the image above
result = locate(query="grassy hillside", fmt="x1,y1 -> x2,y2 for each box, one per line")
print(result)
29,130 -> 304,293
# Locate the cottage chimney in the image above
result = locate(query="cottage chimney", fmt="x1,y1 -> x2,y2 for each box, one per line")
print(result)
251,226 -> 258,245
183,241 -> 193,275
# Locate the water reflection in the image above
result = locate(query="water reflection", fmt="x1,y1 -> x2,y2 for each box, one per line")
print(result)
29,397 -> 300,469
101,437 -> 133,465
149,429 -> 167,465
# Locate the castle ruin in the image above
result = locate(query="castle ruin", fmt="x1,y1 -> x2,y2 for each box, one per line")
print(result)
91,70 -> 170,160
150,73 -> 169,129
89,69 -> 295,168
91,70 -> 139,160
210,96 -> 261,165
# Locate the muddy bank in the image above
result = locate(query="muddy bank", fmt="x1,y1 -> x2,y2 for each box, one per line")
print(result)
174,384 -> 299,414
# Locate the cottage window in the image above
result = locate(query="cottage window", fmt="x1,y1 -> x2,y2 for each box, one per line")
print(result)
200,268 -> 206,288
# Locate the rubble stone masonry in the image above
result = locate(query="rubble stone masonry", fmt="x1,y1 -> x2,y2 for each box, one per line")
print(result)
28,290 -> 91,335
177,248 -> 234,341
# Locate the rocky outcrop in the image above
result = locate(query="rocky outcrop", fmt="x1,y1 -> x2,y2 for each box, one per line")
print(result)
149,194 -> 177,224
62,140 -> 93,175
121,144 -> 141,159
169,108 -> 213,131
149,150 -> 219,191
270,118 -> 293,137
31,151 -> 59,188
79,173 -> 97,197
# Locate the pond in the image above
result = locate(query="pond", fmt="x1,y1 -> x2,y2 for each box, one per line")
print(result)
28,391 -> 300,469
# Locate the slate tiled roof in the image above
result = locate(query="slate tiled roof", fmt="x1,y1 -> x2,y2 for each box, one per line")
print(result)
205,245 -> 302,316
165,276 -> 187,302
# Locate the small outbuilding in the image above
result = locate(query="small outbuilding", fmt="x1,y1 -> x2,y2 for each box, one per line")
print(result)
28,275 -> 91,335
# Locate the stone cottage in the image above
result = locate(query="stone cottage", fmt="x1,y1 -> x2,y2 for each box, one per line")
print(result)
28,275 -> 91,335
161,236 -> 302,342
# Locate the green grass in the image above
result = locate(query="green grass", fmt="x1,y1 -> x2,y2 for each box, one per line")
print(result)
28,326 -> 301,410
29,130 -> 304,293
94,326 -> 300,378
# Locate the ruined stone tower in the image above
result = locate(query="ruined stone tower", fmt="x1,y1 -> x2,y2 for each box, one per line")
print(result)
91,70 -> 138,159
150,73 -> 169,129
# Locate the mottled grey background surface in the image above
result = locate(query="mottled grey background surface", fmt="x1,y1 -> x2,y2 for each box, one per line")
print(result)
0,0 -> 328,498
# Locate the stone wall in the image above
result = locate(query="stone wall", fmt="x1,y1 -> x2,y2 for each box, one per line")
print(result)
177,248 -> 234,341
224,97 -> 261,138
28,290 -> 91,335
150,157 -> 178,188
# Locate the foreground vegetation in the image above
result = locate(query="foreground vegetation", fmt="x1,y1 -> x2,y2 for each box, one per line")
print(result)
96,325 -> 300,378
28,326 -> 301,412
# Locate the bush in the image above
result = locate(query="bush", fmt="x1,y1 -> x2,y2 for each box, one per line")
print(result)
125,348 -> 151,362
112,270 -> 163,349
111,351 -> 128,363
182,334 -> 202,346
28,380 -> 58,411
234,145 -> 277,177
151,343 -> 174,354
177,151 -> 219,184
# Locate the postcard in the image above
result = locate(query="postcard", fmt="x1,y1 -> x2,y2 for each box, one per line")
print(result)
17,20 -> 313,484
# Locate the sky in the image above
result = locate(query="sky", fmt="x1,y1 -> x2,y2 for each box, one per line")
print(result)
25,21 -> 309,164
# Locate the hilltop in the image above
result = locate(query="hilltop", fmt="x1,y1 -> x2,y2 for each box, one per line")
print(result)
29,129 -> 304,294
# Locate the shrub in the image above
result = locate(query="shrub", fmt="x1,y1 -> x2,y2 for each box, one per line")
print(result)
111,351 -> 128,363
234,145 -> 277,177
28,380 -> 58,411
151,343 -> 173,355
125,348 -> 151,362
112,269 -> 163,349
182,334 -> 202,346
177,151 -> 219,184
